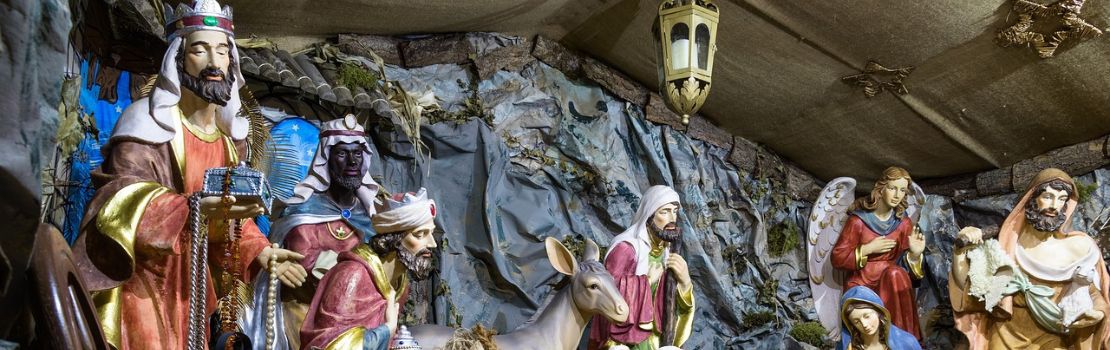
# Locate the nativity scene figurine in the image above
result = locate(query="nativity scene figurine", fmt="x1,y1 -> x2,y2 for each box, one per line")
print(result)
589,185 -> 696,350
949,168 -> 1110,350
808,166 -> 928,344
70,1 -> 307,348
300,188 -> 438,349
409,237 -> 631,350
246,114 -> 382,349
839,286 -> 921,350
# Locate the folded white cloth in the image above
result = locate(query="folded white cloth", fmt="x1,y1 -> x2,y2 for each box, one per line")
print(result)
312,250 -> 339,279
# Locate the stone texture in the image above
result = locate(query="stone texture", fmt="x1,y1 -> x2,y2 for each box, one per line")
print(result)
686,115 -> 733,150
75,0 -> 165,74
473,37 -> 535,81
645,93 -> 685,131
729,136 -> 761,174
1104,134 -> 1110,158
785,162 -> 823,201
400,34 -> 472,67
0,0 -> 70,340
975,167 -> 1013,196
920,173 -> 978,199
581,57 -> 649,107
758,150 -> 788,183
337,33 -> 403,66
1011,136 -> 1109,191
531,36 -> 583,78
915,195 -> 964,350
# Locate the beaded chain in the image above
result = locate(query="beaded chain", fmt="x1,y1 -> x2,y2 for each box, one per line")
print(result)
265,243 -> 279,349
186,194 -> 209,350
218,165 -> 244,348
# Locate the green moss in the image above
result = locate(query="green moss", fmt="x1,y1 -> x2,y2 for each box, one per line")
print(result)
1077,181 -> 1098,203
507,144 -> 601,191
722,244 -> 747,279
742,311 -> 776,329
789,321 -> 828,348
437,283 -> 464,328
425,93 -> 493,126
767,220 -> 800,257
337,62 -> 379,91
400,293 -> 421,325
757,279 -> 779,306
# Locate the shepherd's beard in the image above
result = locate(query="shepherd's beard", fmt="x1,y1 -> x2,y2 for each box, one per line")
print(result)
398,247 -> 435,281
1025,204 -> 1067,232
652,222 -> 681,243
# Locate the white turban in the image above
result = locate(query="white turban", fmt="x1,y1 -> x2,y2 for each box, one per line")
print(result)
373,188 -> 436,234
605,185 -> 681,275
287,114 -> 380,216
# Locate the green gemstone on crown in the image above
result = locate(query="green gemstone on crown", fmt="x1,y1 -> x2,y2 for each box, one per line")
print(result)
203,16 -> 218,26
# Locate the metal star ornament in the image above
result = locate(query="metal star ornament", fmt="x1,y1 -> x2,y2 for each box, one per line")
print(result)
997,0 -> 1103,58
840,61 -> 915,98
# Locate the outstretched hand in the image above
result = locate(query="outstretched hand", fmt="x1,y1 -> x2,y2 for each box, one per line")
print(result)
258,247 -> 307,288
957,226 -> 984,246
200,195 -> 264,221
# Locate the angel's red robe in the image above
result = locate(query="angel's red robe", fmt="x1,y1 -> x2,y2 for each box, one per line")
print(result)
831,212 -> 923,340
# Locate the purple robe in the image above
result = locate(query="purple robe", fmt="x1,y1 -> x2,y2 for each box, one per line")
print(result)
588,242 -> 669,348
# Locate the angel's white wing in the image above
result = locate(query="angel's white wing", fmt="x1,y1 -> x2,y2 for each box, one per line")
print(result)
905,182 -> 927,224
806,177 -> 856,340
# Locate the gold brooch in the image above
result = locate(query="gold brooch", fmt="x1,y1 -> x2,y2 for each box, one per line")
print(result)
327,222 -> 352,241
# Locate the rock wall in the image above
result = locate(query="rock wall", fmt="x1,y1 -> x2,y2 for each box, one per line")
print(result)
0,0 -> 70,342
245,33 -> 829,349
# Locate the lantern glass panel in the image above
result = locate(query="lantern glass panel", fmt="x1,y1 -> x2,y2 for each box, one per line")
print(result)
695,23 -> 710,70
670,22 -> 691,70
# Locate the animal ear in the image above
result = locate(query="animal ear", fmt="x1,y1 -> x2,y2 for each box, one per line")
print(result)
545,237 -> 578,276
584,238 -> 600,262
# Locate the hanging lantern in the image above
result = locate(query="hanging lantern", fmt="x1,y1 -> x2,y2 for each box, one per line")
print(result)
655,0 -> 719,125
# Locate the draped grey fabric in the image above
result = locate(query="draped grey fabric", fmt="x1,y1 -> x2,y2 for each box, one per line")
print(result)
351,61 -> 819,349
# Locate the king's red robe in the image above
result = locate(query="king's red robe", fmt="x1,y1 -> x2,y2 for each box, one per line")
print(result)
285,221 -> 362,276
300,245 -> 409,349
74,122 -> 270,350
831,213 -> 922,340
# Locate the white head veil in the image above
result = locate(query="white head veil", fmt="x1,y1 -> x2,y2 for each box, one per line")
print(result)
286,114 -> 380,216
605,185 -> 681,275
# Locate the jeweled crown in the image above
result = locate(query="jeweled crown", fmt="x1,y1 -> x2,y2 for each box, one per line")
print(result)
163,0 -> 234,40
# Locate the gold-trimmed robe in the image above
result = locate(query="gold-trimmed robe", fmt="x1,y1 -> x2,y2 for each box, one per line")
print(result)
300,245 -> 409,350
74,114 -> 270,350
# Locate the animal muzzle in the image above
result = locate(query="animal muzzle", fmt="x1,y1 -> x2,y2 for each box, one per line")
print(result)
611,299 -> 630,323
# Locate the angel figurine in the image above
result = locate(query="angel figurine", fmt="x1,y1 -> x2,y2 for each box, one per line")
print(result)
807,166 -> 927,342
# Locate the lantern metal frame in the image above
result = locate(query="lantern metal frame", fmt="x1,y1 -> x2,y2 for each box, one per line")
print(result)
655,0 -> 719,125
